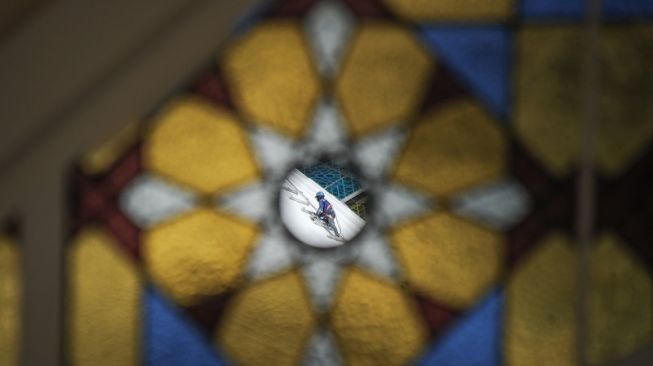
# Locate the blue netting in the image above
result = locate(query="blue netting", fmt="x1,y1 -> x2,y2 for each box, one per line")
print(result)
300,162 -> 362,200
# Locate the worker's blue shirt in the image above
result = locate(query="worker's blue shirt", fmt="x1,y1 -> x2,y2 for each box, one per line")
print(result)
316,198 -> 335,217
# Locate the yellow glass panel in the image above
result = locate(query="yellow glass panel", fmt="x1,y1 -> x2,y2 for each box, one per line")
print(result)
145,97 -> 259,194
595,25 -> 653,175
144,208 -> 258,306
392,213 -> 504,308
394,98 -> 506,196
331,268 -> 427,366
223,21 -> 320,137
516,25 -> 653,177
336,21 -> 433,137
69,227 -> 140,366
0,235 -> 21,366
587,233 -> 653,364
505,233 -> 577,366
384,0 -> 513,21
217,271 -> 316,366
81,121 -> 139,175
515,26 -> 581,177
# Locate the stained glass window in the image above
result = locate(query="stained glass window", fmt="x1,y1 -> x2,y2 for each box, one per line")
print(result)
67,0 -> 653,365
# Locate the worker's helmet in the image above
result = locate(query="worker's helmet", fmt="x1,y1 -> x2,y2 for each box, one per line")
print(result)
315,191 -> 325,200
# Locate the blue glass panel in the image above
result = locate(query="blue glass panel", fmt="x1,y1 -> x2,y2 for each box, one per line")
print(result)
421,26 -> 512,120
416,288 -> 503,366
145,288 -> 229,366
521,0 -> 584,19
604,0 -> 653,18
523,0 -> 653,19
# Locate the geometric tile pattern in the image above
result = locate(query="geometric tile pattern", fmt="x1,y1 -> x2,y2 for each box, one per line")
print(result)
300,162 -> 362,200
67,0 -> 653,365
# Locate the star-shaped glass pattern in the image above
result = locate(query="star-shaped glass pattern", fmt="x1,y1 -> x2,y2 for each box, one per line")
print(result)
66,0 -> 653,365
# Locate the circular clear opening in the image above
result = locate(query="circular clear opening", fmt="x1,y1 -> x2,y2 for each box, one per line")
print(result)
279,161 -> 368,248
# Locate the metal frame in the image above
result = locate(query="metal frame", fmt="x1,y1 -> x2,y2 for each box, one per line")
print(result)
0,1 -> 262,364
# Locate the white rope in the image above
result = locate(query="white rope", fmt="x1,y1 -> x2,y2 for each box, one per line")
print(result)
285,179 -> 317,210
335,216 -> 344,240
